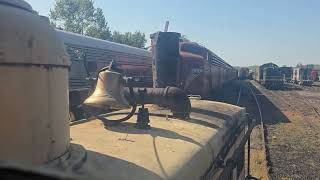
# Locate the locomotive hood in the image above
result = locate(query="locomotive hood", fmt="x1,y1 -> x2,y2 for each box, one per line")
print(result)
62,99 -> 247,179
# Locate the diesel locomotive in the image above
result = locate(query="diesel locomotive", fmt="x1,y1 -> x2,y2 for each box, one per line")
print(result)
150,32 -> 237,99
279,66 -> 293,82
253,63 -> 284,89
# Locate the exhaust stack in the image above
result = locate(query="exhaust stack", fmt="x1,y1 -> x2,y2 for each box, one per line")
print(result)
150,31 -> 181,88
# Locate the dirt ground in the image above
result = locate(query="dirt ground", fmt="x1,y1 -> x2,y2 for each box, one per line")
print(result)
213,80 -> 320,180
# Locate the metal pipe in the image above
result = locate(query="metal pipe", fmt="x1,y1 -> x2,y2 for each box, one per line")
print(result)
123,86 -> 191,119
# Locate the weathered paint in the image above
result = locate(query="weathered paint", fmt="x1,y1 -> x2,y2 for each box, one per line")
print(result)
66,99 -> 247,179
0,0 -> 70,165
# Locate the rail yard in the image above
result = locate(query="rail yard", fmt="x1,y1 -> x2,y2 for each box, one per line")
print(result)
1,0 -> 320,179
214,80 -> 320,180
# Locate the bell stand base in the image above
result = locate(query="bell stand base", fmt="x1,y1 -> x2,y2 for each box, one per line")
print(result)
135,106 -> 150,129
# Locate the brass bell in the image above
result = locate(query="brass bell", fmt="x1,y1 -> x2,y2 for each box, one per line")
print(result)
83,68 -> 130,110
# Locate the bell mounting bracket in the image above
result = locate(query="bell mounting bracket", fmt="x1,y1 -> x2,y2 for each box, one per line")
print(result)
135,88 -> 150,129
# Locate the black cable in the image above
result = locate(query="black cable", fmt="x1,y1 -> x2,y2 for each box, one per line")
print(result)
95,104 -> 137,126
94,86 -> 137,126
247,132 -> 251,176
87,63 -> 137,126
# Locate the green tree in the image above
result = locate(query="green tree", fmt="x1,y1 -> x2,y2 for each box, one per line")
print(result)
112,31 -> 147,48
49,0 -> 146,48
49,0 -> 111,40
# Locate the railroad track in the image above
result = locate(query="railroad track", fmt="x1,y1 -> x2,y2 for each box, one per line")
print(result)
238,82 -> 266,146
239,81 -> 266,141
305,99 -> 320,118
269,85 -> 319,119
251,81 -> 320,119
246,82 -> 267,156
237,81 -> 269,179
251,80 -> 320,135
246,80 -> 320,179
283,82 -> 320,117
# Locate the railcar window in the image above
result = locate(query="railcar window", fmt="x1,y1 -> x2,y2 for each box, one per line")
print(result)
180,44 -> 202,56
72,48 -> 86,60
86,61 -> 97,73
265,68 -> 281,76
69,60 -> 87,78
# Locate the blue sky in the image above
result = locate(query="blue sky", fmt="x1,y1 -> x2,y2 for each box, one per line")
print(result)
25,0 -> 320,67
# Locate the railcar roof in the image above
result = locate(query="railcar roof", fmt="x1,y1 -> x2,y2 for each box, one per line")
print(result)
260,62 -> 279,69
56,30 -> 152,57
180,42 -> 234,69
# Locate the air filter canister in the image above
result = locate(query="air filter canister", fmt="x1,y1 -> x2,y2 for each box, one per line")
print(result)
0,0 -> 70,165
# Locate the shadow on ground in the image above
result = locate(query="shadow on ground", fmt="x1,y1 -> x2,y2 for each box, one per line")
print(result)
212,80 -> 291,125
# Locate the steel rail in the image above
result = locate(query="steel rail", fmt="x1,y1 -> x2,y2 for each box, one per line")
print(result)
244,81 -> 268,179
237,86 -> 242,105
266,86 -> 320,119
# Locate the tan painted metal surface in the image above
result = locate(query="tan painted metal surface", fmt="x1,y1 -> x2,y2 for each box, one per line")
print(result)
0,0 -> 70,165
69,99 -> 246,179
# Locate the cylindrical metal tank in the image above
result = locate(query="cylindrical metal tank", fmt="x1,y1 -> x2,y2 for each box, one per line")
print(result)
0,0 -> 70,165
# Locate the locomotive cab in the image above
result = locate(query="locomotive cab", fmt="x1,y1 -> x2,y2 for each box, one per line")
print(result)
253,63 -> 284,89
262,67 -> 283,89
